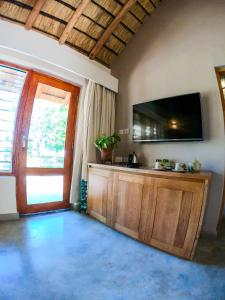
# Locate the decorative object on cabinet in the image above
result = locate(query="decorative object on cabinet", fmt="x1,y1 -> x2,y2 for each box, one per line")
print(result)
192,159 -> 202,172
94,133 -> 120,163
173,162 -> 187,172
188,160 -> 201,172
153,159 -> 173,171
154,159 -> 164,170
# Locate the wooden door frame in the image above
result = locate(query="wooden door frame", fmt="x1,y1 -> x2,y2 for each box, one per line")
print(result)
215,66 -> 225,232
16,71 -> 80,214
0,60 -> 80,214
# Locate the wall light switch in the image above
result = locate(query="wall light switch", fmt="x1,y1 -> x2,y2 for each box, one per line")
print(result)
124,128 -> 130,134
119,129 -> 124,134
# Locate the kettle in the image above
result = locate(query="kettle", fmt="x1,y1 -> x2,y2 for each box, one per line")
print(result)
128,152 -> 138,164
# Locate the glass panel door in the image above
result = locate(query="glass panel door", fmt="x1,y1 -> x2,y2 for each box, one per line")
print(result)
27,83 -> 71,168
26,176 -> 64,205
16,72 -> 79,214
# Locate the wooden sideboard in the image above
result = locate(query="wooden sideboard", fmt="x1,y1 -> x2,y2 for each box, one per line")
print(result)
87,163 -> 211,259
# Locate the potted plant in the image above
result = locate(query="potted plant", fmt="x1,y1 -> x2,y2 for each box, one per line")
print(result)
95,133 -> 121,163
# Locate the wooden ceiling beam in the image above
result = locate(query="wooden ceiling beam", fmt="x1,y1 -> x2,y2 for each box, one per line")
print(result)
89,0 -> 137,60
59,0 -> 91,45
25,0 -> 46,30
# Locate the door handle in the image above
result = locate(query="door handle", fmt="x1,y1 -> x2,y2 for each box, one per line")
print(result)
21,135 -> 27,149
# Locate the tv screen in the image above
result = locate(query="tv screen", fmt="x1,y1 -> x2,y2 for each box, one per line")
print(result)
133,93 -> 203,142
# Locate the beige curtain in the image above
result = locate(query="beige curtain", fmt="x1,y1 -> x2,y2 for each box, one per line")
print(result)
70,80 -> 115,208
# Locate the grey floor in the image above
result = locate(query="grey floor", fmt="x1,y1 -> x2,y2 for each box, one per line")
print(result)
0,211 -> 225,300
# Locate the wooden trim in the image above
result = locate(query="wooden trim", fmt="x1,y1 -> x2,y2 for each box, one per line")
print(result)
25,0 -> 47,30
215,67 -> 225,116
88,163 -> 212,181
215,66 -> 225,232
89,0 -> 137,59
26,168 -> 64,175
23,202 -> 71,214
115,223 -> 139,239
89,210 -> 107,224
190,178 -> 210,258
0,172 -> 15,176
13,71 -> 33,176
59,0 -> 91,44
0,60 -> 30,72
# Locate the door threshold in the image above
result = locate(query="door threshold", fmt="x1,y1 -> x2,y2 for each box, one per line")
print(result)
19,208 -> 72,218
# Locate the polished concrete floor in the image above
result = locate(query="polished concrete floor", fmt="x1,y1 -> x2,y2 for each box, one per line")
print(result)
0,211 -> 225,300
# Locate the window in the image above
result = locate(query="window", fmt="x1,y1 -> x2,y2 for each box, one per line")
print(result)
0,64 -> 27,172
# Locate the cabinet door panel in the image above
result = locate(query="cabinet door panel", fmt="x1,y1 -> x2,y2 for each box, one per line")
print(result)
152,188 -> 183,245
113,173 -> 153,240
87,168 -> 113,225
173,191 -> 193,248
149,178 -> 204,258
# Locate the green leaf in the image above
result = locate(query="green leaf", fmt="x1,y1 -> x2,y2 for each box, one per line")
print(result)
94,132 -> 121,150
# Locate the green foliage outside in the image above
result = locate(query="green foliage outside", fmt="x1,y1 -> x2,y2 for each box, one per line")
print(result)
28,100 -> 68,167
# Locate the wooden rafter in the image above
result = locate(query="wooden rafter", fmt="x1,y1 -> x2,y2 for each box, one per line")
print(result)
89,0 -> 137,60
59,0 -> 91,45
25,0 -> 46,30
0,0 -> 162,65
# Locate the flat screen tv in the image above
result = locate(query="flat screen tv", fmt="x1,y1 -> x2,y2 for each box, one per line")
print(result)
133,93 -> 203,142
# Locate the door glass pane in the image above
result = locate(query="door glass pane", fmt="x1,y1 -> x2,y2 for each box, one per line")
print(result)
0,64 -> 27,172
26,176 -> 63,205
27,83 -> 71,168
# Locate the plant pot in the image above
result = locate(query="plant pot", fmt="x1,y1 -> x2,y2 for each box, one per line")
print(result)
100,148 -> 113,163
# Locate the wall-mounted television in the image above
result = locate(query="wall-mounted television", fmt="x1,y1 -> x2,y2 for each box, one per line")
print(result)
133,93 -> 203,142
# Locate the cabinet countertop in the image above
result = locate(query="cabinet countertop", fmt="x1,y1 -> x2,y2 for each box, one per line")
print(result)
88,163 -> 212,181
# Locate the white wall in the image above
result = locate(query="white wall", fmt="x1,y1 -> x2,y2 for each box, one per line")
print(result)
0,20 -> 118,92
0,177 -> 17,215
0,20 -> 118,215
112,0 -> 225,235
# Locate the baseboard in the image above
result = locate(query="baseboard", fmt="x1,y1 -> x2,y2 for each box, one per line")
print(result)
70,202 -> 79,211
0,213 -> 19,221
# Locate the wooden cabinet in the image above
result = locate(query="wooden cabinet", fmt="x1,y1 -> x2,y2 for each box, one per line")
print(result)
145,178 -> 205,258
87,164 -> 211,259
87,168 -> 113,226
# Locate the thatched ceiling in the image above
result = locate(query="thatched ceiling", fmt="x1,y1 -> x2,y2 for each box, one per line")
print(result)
0,0 -> 162,66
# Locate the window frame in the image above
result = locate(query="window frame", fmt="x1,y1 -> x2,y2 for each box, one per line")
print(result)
0,60 -> 32,176
215,66 -> 225,232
